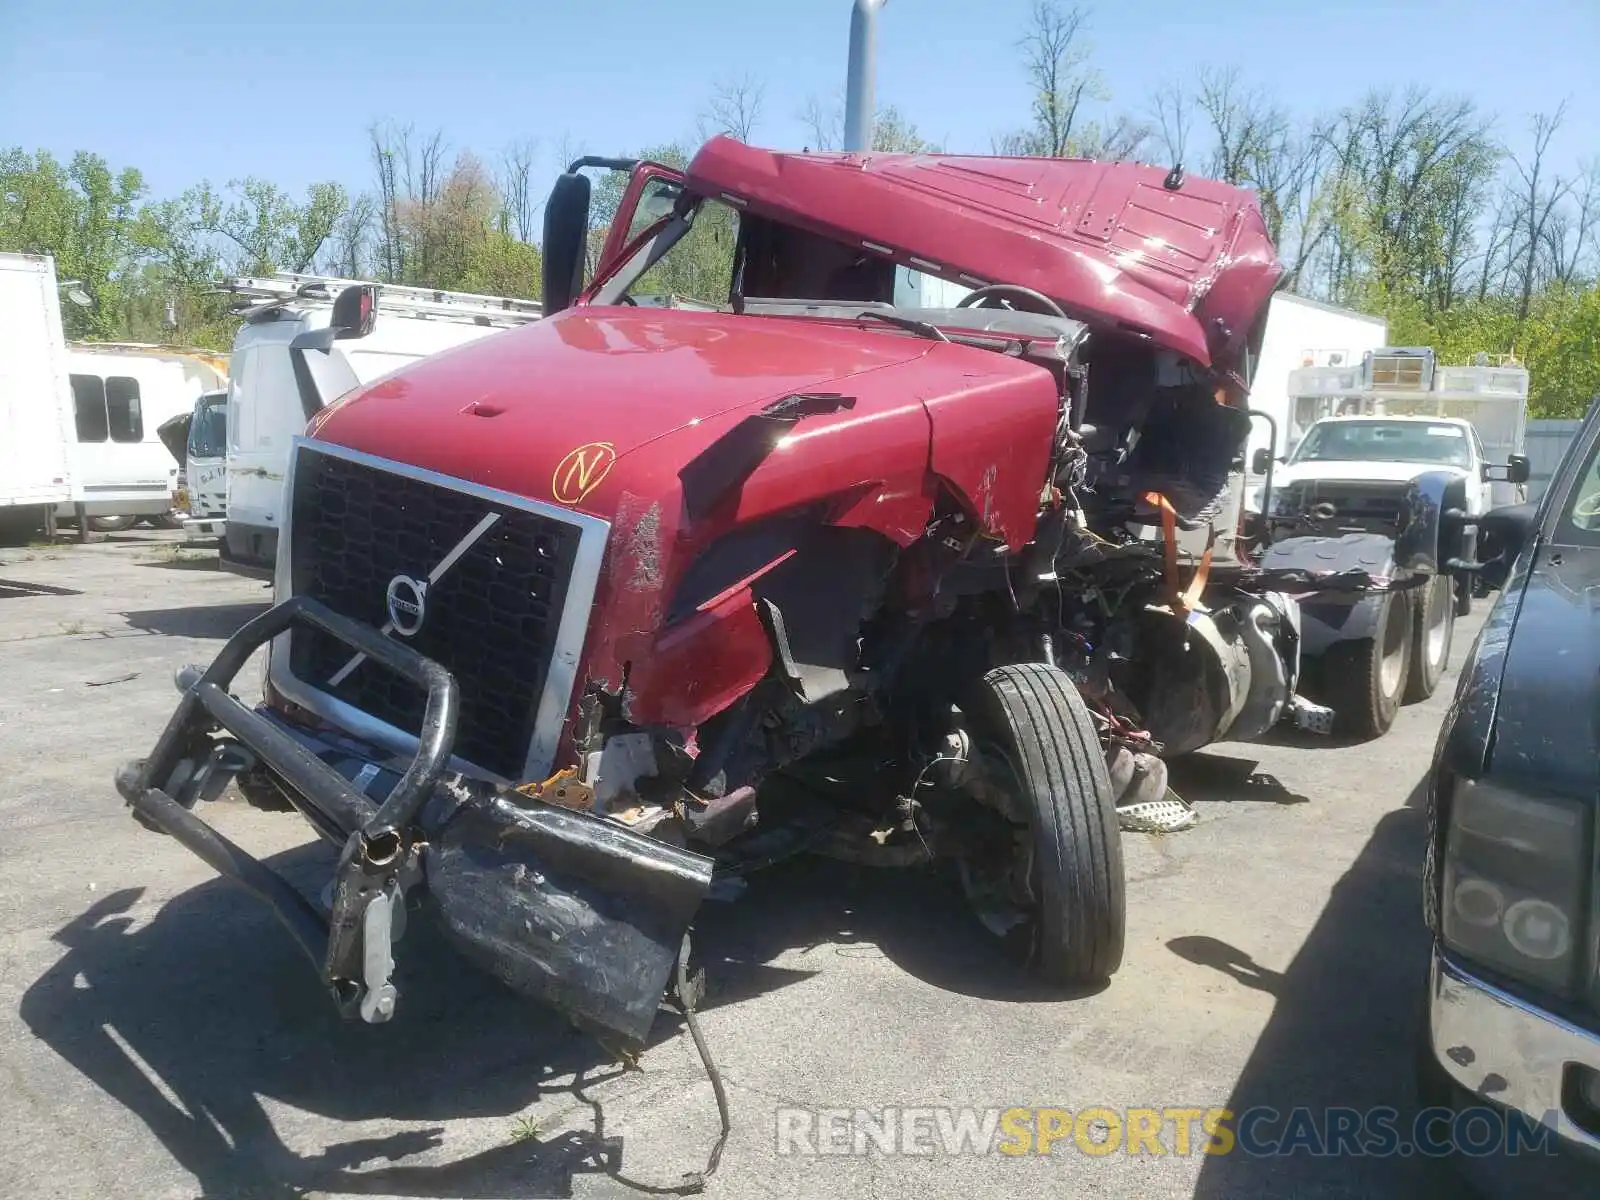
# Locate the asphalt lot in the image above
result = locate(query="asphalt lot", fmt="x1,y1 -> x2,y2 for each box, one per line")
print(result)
0,530 -> 1478,1199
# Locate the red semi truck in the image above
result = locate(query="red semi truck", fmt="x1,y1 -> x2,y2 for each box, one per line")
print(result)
121,139 -> 1373,1047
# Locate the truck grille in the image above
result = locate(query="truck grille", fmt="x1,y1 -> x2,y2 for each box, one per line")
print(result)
1283,482 -> 1406,527
286,444 -> 588,781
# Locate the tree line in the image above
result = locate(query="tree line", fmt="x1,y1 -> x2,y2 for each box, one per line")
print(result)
2,1 -> 1595,414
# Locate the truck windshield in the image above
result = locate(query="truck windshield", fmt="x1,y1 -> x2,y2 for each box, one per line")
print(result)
609,191 -> 970,313
189,395 -> 227,459
1290,420 -> 1471,469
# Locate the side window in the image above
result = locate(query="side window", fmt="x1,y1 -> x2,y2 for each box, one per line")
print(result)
628,198 -> 740,306
621,177 -> 684,250
106,376 -> 143,443
71,374 -> 108,442
892,267 -> 974,308
1559,442 -> 1600,539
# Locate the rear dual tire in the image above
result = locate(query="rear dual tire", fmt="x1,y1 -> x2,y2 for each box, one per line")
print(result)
1321,590 -> 1414,739
1405,576 -> 1456,703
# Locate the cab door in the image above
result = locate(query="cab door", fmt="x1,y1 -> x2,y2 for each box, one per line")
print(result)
594,163 -> 688,277
1468,425 -> 1493,513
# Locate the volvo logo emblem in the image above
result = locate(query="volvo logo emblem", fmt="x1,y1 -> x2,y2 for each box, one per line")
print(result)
385,575 -> 428,637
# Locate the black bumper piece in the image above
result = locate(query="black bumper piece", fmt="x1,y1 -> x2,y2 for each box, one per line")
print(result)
116,595 -> 713,1045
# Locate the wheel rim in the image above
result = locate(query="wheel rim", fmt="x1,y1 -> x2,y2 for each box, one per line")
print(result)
1424,579 -> 1451,668
955,741 -> 1041,951
1379,598 -> 1408,696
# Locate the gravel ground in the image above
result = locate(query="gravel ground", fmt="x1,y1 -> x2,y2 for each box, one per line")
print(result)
0,531 -> 1488,1199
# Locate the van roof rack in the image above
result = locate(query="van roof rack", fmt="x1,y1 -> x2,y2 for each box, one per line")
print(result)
215,272 -> 542,326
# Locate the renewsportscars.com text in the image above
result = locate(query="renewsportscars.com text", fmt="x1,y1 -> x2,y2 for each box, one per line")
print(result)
774,1105 -> 1559,1158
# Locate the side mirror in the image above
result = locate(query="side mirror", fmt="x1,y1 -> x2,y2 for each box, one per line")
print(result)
156,412 -> 192,469
1482,454 -> 1531,485
289,328 -> 362,420
542,171 -> 592,315
1475,502 -> 1537,592
1250,447 -> 1272,476
330,284 -> 377,340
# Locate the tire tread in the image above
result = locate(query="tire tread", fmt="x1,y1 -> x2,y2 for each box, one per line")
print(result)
972,662 -> 1125,983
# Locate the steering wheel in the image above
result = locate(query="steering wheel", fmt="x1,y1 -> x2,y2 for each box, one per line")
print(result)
1573,489 -> 1600,524
955,284 -> 1068,318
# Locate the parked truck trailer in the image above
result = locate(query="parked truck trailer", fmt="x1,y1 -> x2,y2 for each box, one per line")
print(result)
0,252 -> 75,540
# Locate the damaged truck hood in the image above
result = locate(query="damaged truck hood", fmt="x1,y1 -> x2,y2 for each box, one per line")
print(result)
308,307 -> 942,517
686,135 -> 1283,370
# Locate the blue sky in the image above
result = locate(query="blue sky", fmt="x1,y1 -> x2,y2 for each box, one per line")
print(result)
2,0 -> 1595,207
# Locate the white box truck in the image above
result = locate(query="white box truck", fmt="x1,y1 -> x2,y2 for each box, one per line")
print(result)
1244,292 -> 1388,507
0,252 -> 75,540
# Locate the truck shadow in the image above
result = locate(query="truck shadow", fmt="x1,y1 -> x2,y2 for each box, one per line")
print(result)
697,854 -> 1100,1005
1167,750 -> 1312,807
21,833 -> 1053,1196
122,602 -> 271,640
18,845 -> 675,1199
0,577 -> 84,599
1188,795 -> 1455,1198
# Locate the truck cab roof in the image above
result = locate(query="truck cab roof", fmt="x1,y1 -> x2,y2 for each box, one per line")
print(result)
682,137 -> 1282,373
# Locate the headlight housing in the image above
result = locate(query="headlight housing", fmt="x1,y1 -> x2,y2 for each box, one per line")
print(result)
1441,778 -> 1590,995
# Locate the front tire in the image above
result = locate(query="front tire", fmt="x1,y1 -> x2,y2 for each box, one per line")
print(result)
1405,576 -> 1456,703
958,662 -> 1125,986
88,514 -> 137,533
1323,592 -> 1414,738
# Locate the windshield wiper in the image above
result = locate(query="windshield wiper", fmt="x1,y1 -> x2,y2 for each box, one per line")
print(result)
853,310 -> 950,343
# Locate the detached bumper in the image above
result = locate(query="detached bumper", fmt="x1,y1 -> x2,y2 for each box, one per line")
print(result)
115,595 -> 714,1045
1429,946 -> 1600,1155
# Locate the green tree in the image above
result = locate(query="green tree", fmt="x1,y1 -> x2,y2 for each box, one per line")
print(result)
0,148 -> 147,337
183,177 -> 349,275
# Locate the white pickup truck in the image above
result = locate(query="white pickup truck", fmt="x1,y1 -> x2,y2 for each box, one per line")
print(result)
1270,414 -> 1499,523
1259,409 -> 1528,739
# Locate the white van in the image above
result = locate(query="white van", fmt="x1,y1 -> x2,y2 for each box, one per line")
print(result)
0,252 -> 75,539
218,274 -> 542,574
60,344 -> 228,531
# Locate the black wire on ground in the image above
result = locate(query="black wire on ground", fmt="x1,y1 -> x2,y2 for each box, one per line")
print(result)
570,931 -> 733,1198
673,934 -> 732,1193
587,935 -> 732,1197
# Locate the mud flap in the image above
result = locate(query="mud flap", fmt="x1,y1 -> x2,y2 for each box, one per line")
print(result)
426,793 -> 715,1047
